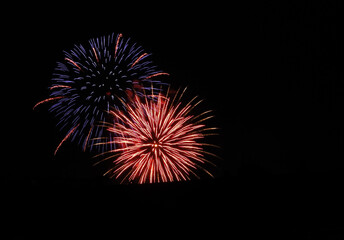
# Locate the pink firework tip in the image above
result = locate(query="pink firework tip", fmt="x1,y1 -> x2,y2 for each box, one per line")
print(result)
96,87 -> 218,184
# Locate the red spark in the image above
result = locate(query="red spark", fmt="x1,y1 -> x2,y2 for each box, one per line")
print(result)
114,33 -> 122,59
49,85 -> 72,90
130,53 -> 148,68
54,124 -> 79,155
83,126 -> 93,152
98,88 -> 216,184
145,72 -> 170,79
65,57 -> 82,71
92,47 -> 99,63
33,96 -> 65,110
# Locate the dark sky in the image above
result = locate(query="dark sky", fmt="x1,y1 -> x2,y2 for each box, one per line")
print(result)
5,1 -> 344,238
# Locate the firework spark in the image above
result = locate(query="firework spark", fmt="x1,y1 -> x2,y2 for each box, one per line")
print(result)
34,33 -> 168,154
97,88 -> 217,184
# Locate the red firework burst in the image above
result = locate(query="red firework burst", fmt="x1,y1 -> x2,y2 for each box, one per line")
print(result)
96,88 -> 217,184
95,89 -> 215,184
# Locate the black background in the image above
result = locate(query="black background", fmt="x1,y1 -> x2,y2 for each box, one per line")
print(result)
4,1 -> 344,238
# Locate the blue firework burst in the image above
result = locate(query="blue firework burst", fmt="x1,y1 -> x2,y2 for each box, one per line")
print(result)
34,33 -> 168,154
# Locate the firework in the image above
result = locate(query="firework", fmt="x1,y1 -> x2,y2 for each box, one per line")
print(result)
34,33 -> 168,154
97,87 -> 217,184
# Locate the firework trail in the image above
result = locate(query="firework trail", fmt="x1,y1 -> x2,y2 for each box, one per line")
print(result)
96,87 -> 217,184
33,33 -> 168,154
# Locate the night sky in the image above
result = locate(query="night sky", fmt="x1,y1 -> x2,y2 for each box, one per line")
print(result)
5,1 -> 344,238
